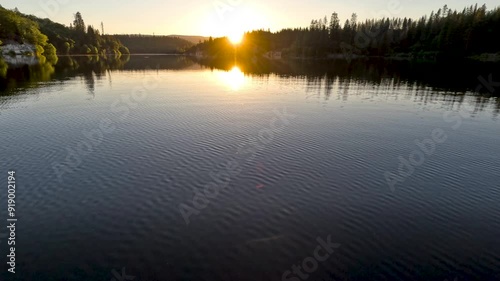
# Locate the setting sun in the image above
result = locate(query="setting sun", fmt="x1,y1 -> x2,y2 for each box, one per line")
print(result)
198,4 -> 272,40
3,0 -> 500,280
228,32 -> 244,45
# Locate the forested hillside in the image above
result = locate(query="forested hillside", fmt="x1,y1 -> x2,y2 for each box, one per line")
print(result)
0,6 -> 56,58
188,4 -> 500,60
114,35 -> 193,54
168,35 -> 209,44
0,6 -> 128,56
30,12 -> 129,55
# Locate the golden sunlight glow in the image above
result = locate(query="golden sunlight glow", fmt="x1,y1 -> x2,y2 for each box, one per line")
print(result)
199,4 -> 272,39
217,66 -> 246,91
228,32 -> 244,45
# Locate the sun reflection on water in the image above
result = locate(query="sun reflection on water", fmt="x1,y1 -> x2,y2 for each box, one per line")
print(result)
217,66 -> 246,91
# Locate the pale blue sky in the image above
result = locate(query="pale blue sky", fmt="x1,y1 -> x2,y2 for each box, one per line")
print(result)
2,0 -> 498,37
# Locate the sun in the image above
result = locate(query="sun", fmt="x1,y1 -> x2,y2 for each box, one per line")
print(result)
228,32 -> 244,45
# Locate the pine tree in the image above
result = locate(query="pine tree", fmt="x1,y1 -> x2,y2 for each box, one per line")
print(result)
73,12 -> 85,33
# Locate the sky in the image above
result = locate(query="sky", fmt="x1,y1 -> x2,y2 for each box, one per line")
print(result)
2,0 -> 499,37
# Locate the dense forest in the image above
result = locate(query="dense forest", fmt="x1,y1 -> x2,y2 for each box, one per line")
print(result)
188,4 -> 500,60
170,35 -> 209,44
0,6 -> 56,59
0,5 -> 128,57
2,3 -> 500,62
0,5 -> 196,58
114,35 -> 193,54
32,12 -> 129,56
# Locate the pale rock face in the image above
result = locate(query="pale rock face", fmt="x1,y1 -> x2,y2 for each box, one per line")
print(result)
2,55 -> 40,66
0,43 -> 39,66
1,43 -> 36,55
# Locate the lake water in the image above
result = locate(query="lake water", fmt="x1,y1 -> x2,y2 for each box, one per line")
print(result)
0,55 -> 499,281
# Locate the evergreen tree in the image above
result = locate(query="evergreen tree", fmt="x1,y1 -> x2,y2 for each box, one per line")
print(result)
73,12 -> 85,33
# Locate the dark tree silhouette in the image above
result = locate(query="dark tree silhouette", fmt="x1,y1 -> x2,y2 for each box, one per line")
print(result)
188,4 -> 500,61
73,12 -> 85,33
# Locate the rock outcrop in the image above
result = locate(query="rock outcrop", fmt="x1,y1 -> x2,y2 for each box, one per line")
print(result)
0,43 -> 39,66
1,43 -> 36,56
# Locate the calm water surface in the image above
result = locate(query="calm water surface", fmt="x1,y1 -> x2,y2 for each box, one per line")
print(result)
0,56 -> 499,281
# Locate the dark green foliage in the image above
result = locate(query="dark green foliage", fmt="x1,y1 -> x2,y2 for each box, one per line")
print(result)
73,12 -> 86,34
44,43 -> 57,58
119,46 -> 130,55
188,4 -> 500,60
31,12 -> 127,55
0,6 -> 128,56
0,5 -> 48,50
0,56 -> 7,77
114,35 -> 193,54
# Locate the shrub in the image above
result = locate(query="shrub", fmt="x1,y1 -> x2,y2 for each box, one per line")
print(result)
119,46 -> 130,55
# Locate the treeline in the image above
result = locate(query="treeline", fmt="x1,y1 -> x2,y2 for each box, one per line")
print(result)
0,6 -> 56,59
0,6 -> 128,56
188,4 -> 500,60
28,12 -> 129,55
114,35 -> 193,54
